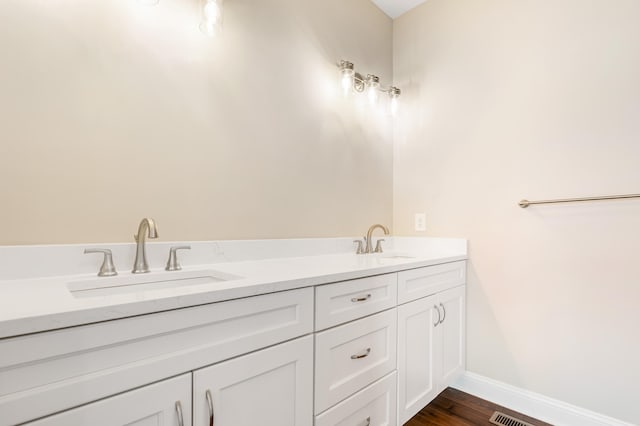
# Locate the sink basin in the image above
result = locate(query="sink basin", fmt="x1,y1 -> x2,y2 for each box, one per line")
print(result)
372,254 -> 417,264
67,269 -> 242,298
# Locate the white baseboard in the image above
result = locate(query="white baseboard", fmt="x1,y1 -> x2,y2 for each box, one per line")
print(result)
452,371 -> 635,426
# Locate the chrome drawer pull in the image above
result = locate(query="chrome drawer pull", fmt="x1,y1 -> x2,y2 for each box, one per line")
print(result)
351,294 -> 372,303
439,302 -> 446,324
351,348 -> 371,359
433,305 -> 441,327
206,389 -> 215,426
175,401 -> 184,426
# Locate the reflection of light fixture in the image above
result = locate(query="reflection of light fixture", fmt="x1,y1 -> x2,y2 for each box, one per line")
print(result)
338,60 -> 400,111
200,0 -> 224,37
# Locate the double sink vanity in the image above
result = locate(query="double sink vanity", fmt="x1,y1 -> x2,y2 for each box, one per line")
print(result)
0,230 -> 467,426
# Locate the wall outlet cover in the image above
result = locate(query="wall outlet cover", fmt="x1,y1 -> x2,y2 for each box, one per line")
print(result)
414,213 -> 426,231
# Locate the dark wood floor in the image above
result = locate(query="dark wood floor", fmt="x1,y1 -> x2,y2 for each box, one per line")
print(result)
405,387 -> 553,426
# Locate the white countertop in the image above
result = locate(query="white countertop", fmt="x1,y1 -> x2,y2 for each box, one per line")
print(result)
0,237 -> 466,339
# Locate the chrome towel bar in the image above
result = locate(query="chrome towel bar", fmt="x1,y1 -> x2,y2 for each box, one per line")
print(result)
519,193 -> 640,208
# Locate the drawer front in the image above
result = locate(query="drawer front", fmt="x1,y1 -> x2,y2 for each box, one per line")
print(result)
25,374 -> 192,426
397,261 -> 466,304
315,372 -> 397,426
315,273 -> 397,330
0,287 -> 313,426
315,309 -> 397,414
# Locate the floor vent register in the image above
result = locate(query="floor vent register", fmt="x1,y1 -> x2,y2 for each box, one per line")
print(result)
489,411 -> 536,426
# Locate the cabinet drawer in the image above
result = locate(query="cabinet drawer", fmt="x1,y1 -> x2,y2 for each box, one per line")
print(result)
315,309 -> 397,414
315,372 -> 396,426
25,373 -> 192,426
397,261 -> 466,304
315,273 -> 397,330
0,287 -> 313,426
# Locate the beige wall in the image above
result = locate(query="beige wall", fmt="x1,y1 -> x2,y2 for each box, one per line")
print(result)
0,0 -> 393,245
393,0 -> 640,423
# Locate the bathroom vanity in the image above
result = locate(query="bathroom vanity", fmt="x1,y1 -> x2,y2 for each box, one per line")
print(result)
0,237 -> 466,426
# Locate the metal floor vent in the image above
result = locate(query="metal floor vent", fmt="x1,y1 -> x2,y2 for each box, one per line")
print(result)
489,411 -> 535,426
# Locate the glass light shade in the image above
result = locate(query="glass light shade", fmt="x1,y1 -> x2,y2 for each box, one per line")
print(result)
339,61 -> 355,95
389,87 -> 401,116
366,75 -> 380,105
341,69 -> 354,93
200,0 -> 224,37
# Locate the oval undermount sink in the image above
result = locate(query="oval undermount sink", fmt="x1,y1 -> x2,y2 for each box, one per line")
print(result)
372,254 -> 417,264
67,269 -> 242,298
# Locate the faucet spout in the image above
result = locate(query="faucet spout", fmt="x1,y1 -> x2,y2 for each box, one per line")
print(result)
132,218 -> 158,273
365,224 -> 389,254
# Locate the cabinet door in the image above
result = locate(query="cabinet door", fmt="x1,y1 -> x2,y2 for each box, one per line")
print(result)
397,295 -> 440,425
438,286 -> 465,386
193,335 -> 313,426
26,374 -> 191,426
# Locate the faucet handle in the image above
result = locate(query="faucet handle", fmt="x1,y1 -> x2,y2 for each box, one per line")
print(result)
166,246 -> 191,271
374,239 -> 385,253
84,249 -> 118,277
353,240 -> 365,255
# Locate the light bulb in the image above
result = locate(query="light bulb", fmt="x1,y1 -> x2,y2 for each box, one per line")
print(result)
366,75 -> 380,105
389,87 -> 401,116
204,1 -> 220,20
341,72 -> 353,93
339,61 -> 355,95
200,0 -> 224,37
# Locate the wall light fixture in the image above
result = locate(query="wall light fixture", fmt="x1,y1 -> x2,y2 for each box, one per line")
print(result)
338,60 -> 401,113
200,0 -> 224,37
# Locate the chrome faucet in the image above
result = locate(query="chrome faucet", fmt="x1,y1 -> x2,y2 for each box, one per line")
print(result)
132,218 -> 158,273
365,224 -> 389,254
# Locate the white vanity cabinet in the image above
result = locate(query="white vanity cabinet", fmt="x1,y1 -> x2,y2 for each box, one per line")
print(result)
0,257 -> 467,426
192,335 -> 313,426
397,264 -> 466,425
26,374 -> 192,426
